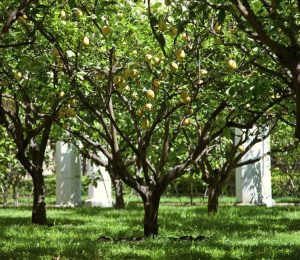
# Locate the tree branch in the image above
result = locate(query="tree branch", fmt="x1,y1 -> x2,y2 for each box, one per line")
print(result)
0,0 -> 38,37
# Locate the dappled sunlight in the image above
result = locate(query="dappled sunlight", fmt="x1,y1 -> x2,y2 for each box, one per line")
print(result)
0,205 -> 300,259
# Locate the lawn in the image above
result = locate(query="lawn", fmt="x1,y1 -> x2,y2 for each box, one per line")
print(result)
0,202 -> 300,259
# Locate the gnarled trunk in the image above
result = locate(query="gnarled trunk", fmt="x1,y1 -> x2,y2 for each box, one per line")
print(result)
207,185 -> 220,214
112,177 -> 125,209
32,172 -> 47,225
143,196 -> 160,237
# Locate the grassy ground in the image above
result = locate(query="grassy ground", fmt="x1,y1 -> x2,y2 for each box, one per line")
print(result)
0,202 -> 300,259
3,192 -> 300,208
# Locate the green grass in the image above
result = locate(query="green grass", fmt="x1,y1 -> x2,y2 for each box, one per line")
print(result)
274,196 -> 300,203
124,194 -> 237,206
0,203 -> 300,259
1,193 -> 226,207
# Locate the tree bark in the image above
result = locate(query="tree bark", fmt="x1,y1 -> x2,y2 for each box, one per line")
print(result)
143,196 -> 160,237
13,180 -> 19,207
112,176 -> 125,209
82,157 -> 87,176
32,172 -> 47,225
207,185 -> 220,214
294,62 -> 300,139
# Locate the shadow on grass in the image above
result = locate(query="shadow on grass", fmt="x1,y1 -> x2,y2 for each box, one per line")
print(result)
204,241 -> 300,260
0,205 -> 300,259
0,215 -> 31,226
157,205 -> 300,244
288,218 -> 300,230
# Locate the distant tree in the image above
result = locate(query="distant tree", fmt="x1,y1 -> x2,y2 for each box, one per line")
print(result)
271,121 -> 300,197
0,31 -> 63,224
0,127 -> 26,206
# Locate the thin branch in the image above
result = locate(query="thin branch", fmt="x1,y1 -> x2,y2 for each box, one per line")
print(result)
1,0 -> 38,37
0,39 -> 35,48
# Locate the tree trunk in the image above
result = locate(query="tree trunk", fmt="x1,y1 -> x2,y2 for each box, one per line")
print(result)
13,177 -> 20,206
294,62 -> 300,139
112,177 -> 125,209
190,175 -> 193,206
32,173 -> 47,225
2,188 -> 8,207
143,196 -> 160,237
13,184 -> 19,207
207,185 -> 220,214
82,157 -> 87,176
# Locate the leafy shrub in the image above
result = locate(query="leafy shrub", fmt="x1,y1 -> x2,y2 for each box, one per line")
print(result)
272,168 -> 300,197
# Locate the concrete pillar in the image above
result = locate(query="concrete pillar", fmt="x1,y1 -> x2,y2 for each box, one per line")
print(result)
85,160 -> 113,208
55,141 -> 81,206
235,127 -> 275,207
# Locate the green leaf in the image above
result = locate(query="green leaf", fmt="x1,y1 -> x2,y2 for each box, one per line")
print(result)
177,20 -> 189,34
152,3 -> 162,10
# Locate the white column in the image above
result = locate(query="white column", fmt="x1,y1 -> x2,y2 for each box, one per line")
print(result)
235,127 -> 274,207
55,141 -> 81,206
85,159 -> 113,208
